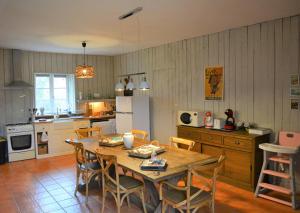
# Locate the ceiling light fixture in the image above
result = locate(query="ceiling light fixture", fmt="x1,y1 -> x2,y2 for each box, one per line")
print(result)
115,6 -> 150,92
115,79 -> 125,91
75,41 -> 95,79
139,76 -> 150,90
126,78 -> 135,90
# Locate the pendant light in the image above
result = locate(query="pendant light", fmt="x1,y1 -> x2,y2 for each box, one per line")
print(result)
139,76 -> 150,90
126,78 -> 135,90
75,41 -> 95,79
115,79 -> 125,91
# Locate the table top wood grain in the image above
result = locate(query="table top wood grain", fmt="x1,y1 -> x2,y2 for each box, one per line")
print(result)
68,136 -> 211,182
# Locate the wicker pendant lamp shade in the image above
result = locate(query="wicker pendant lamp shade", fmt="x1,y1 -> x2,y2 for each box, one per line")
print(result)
75,41 -> 95,79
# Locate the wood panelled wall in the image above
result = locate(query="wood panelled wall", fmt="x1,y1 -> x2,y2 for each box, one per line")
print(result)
0,49 -> 114,134
114,16 -> 300,143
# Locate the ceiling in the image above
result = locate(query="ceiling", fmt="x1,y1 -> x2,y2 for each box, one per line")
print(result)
0,0 -> 299,56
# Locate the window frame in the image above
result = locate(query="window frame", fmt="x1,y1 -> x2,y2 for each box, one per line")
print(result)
34,73 -> 75,114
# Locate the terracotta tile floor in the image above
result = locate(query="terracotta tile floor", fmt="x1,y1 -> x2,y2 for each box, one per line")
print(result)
0,154 -> 299,213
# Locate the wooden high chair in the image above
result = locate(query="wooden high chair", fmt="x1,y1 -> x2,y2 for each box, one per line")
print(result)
255,131 -> 300,209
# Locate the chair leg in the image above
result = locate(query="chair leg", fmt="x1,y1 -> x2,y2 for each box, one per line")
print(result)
255,150 -> 268,197
117,192 -> 121,213
290,156 -> 297,209
211,200 -> 215,213
101,189 -> 106,213
97,174 -> 101,189
85,171 -> 89,204
140,189 -> 147,213
126,195 -> 131,208
74,167 -> 80,196
162,200 -> 167,213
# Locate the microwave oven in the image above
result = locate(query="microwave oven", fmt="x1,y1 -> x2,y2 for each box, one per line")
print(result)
177,111 -> 204,127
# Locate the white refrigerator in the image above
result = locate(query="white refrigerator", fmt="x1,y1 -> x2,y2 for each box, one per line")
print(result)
116,96 -> 150,139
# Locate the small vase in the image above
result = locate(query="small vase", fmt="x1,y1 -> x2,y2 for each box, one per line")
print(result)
123,132 -> 134,149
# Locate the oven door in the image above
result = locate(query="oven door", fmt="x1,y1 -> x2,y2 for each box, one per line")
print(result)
7,131 -> 34,153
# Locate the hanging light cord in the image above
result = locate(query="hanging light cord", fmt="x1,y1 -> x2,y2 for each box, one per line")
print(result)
82,41 -> 86,65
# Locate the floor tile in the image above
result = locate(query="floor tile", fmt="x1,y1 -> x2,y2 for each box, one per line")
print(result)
52,193 -> 73,202
40,202 -> 62,212
35,196 -> 56,206
57,198 -> 79,208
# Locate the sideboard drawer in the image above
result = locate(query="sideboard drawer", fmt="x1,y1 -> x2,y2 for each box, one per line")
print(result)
224,137 -> 252,151
201,133 -> 222,145
177,127 -> 201,141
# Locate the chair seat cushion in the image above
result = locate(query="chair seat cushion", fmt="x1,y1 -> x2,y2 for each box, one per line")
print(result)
81,162 -> 100,170
107,175 -> 143,190
86,153 -> 97,161
163,185 -> 211,205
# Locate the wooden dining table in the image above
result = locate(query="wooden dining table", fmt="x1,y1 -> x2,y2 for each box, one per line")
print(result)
66,135 -> 212,213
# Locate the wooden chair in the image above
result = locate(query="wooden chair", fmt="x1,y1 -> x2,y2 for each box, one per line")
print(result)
75,126 -> 102,139
131,129 -> 148,140
71,141 -> 102,204
75,127 -> 102,161
95,150 -> 147,213
159,155 -> 225,213
170,136 -> 195,151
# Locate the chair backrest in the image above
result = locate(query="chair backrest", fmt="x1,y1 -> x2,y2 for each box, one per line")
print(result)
71,142 -> 87,165
75,126 -> 102,139
185,155 -> 225,208
95,150 -> 125,192
170,137 -> 195,151
131,129 -> 148,140
279,131 -> 300,148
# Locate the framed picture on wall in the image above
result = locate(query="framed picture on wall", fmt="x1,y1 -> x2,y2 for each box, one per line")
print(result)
290,74 -> 299,86
290,87 -> 300,98
291,99 -> 299,110
204,66 -> 224,100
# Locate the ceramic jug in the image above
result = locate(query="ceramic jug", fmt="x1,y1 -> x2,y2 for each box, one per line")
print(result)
123,132 -> 134,149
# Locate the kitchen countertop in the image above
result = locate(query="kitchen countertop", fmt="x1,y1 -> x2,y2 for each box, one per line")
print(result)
33,115 -> 115,124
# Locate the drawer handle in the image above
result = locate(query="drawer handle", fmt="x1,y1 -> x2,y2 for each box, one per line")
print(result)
235,140 -> 240,145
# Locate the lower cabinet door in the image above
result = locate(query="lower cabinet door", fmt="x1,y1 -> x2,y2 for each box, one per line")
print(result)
201,144 -> 225,175
50,130 -> 75,155
224,149 -> 252,185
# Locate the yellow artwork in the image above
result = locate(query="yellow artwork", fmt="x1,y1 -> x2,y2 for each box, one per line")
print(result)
204,66 -> 224,100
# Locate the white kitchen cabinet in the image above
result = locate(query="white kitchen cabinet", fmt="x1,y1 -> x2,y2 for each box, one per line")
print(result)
34,119 -> 90,159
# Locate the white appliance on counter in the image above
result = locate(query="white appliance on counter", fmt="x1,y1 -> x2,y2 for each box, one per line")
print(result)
92,119 -> 116,135
116,96 -> 150,139
177,111 -> 204,127
6,123 -> 35,162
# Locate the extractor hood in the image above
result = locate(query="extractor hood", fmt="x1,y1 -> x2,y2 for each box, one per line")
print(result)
3,49 -> 33,90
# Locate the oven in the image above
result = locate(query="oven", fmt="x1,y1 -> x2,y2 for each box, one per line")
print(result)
5,123 -> 35,162
7,131 -> 35,153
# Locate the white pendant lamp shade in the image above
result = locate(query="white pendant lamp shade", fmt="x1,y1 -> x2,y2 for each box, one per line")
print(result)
115,80 -> 124,91
126,79 -> 135,90
139,77 -> 150,90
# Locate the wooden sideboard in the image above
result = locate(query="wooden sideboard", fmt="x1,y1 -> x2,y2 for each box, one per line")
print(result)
177,125 -> 270,191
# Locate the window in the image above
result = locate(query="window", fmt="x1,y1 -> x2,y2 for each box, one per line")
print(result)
35,74 -> 75,114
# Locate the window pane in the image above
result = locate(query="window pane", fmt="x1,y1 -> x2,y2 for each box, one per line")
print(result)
36,76 -> 49,88
54,100 -> 68,112
54,88 -> 67,100
54,76 -> 66,89
36,89 -> 50,100
35,89 -> 51,113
